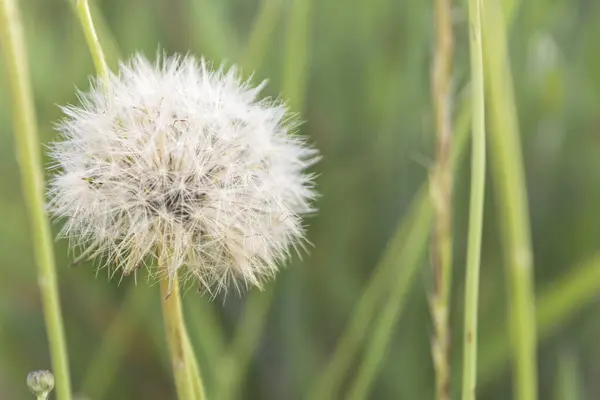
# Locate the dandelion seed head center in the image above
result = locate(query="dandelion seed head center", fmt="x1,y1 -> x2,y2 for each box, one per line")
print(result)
47,53 -> 318,291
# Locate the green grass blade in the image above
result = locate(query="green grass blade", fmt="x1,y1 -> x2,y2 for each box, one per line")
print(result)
482,1 -> 538,398
309,92 -> 472,400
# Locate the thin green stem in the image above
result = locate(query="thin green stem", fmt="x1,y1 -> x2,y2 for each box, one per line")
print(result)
0,1 -> 72,400
479,253 -> 600,386
461,0 -> 486,398
76,0 -> 109,80
482,1 -> 538,399
242,0 -> 283,71
430,0 -> 454,397
159,274 -> 201,400
65,0 -> 120,66
308,94 -> 471,400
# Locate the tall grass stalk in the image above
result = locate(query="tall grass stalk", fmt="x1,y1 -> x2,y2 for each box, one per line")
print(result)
482,0 -> 538,398
461,0 -> 486,398
479,252 -> 600,386
346,199 -> 434,400
309,93 -> 471,400
430,0 -> 454,397
242,0 -> 283,71
0,0 -> 73,399
346,94 -> 472,399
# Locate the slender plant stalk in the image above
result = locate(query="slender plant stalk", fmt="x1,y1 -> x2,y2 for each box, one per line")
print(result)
461,0 -> 486,398
346,94 -> 471,400
242,0 -> 283,71
482,1 -> 538,399
479,252 -> 600,386
66,0 -> 120,65
76,0 -> 109,80
0,1 -> 73,400
308,94 -> 471,400
159,273 -> 200,400
430,0 -> 454,397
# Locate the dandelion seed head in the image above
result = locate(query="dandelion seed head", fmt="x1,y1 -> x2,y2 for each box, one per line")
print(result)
47,53 -> 318,293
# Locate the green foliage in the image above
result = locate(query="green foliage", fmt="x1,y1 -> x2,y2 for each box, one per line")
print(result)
2,0 -> 600,399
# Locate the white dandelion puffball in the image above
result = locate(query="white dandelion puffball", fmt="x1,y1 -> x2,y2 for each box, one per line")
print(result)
48,54 -> 318,292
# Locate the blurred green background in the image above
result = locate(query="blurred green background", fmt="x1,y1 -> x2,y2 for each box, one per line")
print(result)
2,0 -> 600,399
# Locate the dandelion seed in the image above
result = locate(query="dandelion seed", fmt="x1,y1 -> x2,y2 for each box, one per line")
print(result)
47,53 -> 318,294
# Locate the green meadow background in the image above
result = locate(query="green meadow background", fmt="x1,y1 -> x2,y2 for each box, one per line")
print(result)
2,0 -> 600,399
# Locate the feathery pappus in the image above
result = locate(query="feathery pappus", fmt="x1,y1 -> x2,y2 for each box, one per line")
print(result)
47,53 -> 318,294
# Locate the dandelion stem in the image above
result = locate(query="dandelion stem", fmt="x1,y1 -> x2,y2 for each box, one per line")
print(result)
159,272 -> 203,400
76,0 -> 109,80
461,0 -> 486,398
0,1 -> 73,400
430,0 -> 454,397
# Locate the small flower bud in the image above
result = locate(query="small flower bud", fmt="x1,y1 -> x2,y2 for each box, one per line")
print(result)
26,370 -> 54,398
